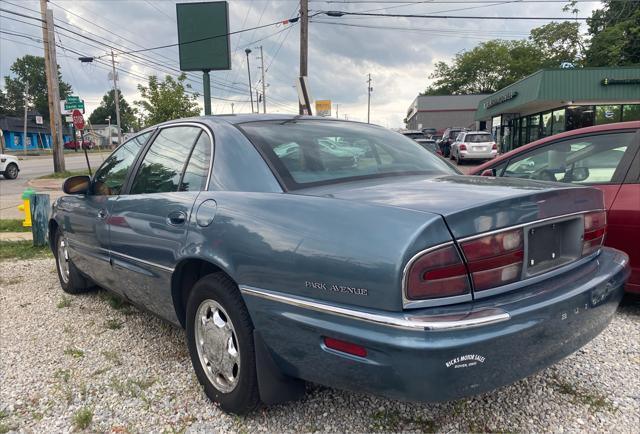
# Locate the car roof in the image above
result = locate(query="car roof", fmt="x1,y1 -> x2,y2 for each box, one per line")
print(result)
472,121 -> 640,174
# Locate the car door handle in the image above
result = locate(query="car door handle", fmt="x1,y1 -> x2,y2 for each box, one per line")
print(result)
167,211 -> 187,226
97,209 -> 107,220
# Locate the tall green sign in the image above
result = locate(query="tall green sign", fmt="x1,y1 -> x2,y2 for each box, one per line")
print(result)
176,1 -> 231,72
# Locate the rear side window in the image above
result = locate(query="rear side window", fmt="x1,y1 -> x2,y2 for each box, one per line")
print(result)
179,132 -> 211,191
130,126 -> 200,194
92,132 -> 150,196
503,132 -> 637,184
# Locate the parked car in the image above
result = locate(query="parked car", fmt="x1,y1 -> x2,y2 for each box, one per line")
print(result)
400,129 -> 426,141
472,121 -> 639,294
64,140 -> 95,150
0,154 -> 20,179
51,115 -> 629,414
415,138 -> 438,154
440,127 -> 467,157
450,131 -> 497,163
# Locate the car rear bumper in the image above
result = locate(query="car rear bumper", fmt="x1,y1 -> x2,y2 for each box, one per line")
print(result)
241,247 -> 629,402
459,150 -> 497,160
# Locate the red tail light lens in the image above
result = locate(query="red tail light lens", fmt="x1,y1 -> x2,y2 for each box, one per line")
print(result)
491,143 -> 497,150
461,228 -> 524,291
406,244 -> 470,300
459,144 -> 467,151
323,337 -> 367,357
583,211 -> 606,256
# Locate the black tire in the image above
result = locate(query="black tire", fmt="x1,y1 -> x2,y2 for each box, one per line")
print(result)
54,230 -> 91,294
3,163 -> 18,179
186,273 -> 260,414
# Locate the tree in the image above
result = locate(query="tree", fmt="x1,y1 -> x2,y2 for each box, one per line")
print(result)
585,0 -> 640,66
530,21 -> 583,66
2,55 -> 72,120
424,40 -> 546,95
89,89 -> 139,132
134,73 -> 200,127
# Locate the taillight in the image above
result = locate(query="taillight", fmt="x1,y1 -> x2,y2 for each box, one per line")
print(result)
406,244 -> 470,300
323,337 -> 367,357
491,143 -> 497,150
459,144 -> 467,151
460,228 -> 524,291
583,211 -> 606,256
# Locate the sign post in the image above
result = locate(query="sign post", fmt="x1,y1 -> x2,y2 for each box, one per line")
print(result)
72,109 -> 92,175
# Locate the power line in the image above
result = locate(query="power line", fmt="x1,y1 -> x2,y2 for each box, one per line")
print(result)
320,10 -> 590,19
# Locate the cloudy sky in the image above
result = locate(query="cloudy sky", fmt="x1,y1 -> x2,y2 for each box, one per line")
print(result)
1,0 -> 603,128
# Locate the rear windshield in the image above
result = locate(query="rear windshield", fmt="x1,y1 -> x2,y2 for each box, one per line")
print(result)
402,132 -> 426,140
239,120 -> 456,189
465,134 -> 492,143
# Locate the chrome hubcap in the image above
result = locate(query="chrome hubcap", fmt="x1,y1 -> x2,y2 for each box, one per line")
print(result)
194,300 -> 240,393
57,237 -> 70,284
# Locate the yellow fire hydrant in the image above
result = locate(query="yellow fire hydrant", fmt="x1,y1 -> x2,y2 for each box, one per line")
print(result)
18,188 -> 35,227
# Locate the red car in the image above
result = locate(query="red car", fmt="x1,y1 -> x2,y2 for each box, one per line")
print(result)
64,140 -> 94,150
472,121 -> 640,293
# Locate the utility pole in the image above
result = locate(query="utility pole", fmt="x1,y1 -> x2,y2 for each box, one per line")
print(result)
258,45 -> 267,114
40,0 -> 65,172
335,103 -> 339,119
367,73 -> 372,124
23,81 -> 29,156
231,102 -> 234,114
110,50 -> 122,145
299,0 -> 309,115
245,48 -> 254,113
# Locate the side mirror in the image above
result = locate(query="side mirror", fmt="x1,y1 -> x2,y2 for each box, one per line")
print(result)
480,169 -> 495,177
63,175 -> 91,195
570,167 -> 590,182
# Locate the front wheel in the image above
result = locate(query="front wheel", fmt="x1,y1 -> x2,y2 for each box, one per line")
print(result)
3,163 -> 18,179
186,274 -> 260,414
54,230 -> 91,294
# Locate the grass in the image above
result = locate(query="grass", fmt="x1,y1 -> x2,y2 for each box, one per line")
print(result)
99,291 -> 128,310
553,376 -> 615,412
72,407 -> 93,431
64,347 -> 85,359
104,319 -> 123,330
36,169 -> 90,179
0,241 -> 51,261
57,296 -> 72,309
370,409 -> 437,432
102,350 -> 122,366
0,219 -> 29,233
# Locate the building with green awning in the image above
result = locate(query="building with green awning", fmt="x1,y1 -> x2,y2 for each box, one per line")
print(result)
475,67 -> 640,152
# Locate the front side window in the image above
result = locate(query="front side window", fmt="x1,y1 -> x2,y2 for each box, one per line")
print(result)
130,126 -> 200,194
240,120 -> 456,189
92,132 -> 151,196
503,132 -> 637,184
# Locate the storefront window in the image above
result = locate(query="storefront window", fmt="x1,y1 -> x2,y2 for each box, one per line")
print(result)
528,114 -> 540,143
552,109 -> 565,135
566,105 -> 595,131
542,112 -> 553,137
596,105 -> 622,124
519,116 -> 527,146
622,105 -> 640,122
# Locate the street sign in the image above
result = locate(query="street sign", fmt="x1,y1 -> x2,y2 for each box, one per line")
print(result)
65,115 -> 73,123
64,101 -> 85,111
315,100 -> 331,117
66,95 -> 80,103
35,116 -> 43,125
72,109 -> 85,130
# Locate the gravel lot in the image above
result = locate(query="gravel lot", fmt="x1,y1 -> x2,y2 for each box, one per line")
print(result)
1,258 -> 639,433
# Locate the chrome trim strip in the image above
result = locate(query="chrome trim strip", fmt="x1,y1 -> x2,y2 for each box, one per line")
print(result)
110,251 -> 174,273
156,121 -> 215,190
240,285 -> 510,331
457,209 -> 605,243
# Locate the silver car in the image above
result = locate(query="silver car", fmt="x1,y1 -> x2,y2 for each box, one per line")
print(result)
451,131 -> 497,163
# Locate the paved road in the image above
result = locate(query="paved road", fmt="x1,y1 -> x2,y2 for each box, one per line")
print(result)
0,153 -> 107,219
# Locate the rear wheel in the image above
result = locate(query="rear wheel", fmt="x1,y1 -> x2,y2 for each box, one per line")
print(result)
3,163 -> 18,179
54,230 -> 91,294
186,274 -> 260,414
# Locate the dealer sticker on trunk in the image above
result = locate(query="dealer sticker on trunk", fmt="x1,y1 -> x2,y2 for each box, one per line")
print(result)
445,354 -> 486,369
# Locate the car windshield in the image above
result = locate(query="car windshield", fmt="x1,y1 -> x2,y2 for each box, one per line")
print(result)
465,134 -> 492,143
240,120 -> 457,189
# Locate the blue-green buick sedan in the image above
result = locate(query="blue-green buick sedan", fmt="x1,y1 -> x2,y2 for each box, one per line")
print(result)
50,115 -> 630,414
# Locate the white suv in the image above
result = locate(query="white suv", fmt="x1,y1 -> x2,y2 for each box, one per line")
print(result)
0,154 -> 20,179
451,131 -> 497,163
